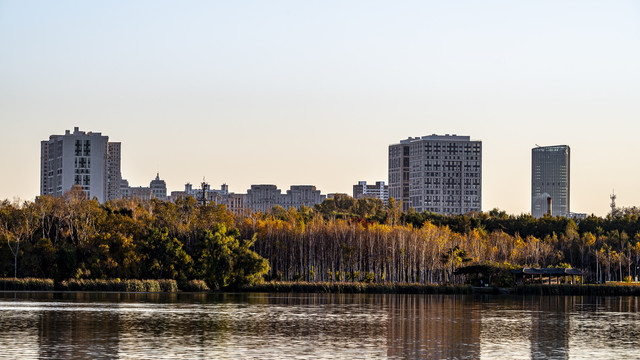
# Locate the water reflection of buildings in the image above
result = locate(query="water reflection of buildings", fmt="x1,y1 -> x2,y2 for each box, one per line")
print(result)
38,302 -> 121,359
529,296 -> 570,360
5,293 -> 640,358
35,293 -> 233,359
386,294 -> 481,359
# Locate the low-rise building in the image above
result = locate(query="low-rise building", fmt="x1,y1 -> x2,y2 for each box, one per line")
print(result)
122,174 -> 168,201
246,184 -> 326,212
167,182 -> 325,213
284,185 -> 325,209
246,185 -> 281,212
353,181 -> 389,204
120,179 -> 130,198
129,186 -> 153,201
169,182 -> 229,203
225,193 -> 246,215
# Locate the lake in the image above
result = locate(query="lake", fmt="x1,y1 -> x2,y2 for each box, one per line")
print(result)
0,292 -> 639,359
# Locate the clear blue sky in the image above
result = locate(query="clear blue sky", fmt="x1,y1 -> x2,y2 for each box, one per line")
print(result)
1,1 -> 639,215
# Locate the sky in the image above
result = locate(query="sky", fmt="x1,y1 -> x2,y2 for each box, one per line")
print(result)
1,1 -> 639,216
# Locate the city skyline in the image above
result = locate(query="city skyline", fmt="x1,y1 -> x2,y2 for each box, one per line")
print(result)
32,126 -> 587,217
2,1 -> 640,216
12,122 -> 639,217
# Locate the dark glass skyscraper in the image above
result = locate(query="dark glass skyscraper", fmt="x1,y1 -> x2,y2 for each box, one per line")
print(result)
531,145 -> 570,217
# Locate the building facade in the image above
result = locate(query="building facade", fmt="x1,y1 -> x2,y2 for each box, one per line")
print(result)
389,134 -> 482,215
245,184 -> 325,212
388,142 -> 411,211
167,182 -> 247,214
128,186 -> 153,201
40,127 -> 121,203
353,181 -> 389,204
106,142 -> 122,201
120,179 -> 130,198
245,185 -> 282,212
282,185 -> 326,209
168,182 -> 229,203
531,145 -> 570,218
225,193 -> 246,215
120,174 -> 168,201
149,173 -> 167,201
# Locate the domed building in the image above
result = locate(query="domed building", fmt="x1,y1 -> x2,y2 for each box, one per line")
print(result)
150,173 -> 167,201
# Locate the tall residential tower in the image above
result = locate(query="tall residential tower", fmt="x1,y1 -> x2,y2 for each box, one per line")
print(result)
40,127 -> 122,202
531,145 -> 570,218
389,134 -> 482,214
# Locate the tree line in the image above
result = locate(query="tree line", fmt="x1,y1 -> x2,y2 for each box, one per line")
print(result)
0,188 -> 268,289
3,190 -> 640,285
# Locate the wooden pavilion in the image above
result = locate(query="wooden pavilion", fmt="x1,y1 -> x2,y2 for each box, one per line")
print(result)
511,267 -> 584,285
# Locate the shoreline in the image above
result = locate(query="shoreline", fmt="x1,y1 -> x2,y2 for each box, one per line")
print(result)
239,282 -> 640,296
4,278 -> 640,296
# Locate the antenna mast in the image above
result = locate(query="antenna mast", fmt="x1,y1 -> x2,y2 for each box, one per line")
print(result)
200,177 -> 208,206
610,190 -> 617,216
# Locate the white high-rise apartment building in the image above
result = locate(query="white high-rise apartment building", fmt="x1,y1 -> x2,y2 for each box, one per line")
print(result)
40,127 -> 122,202
389,134 -> 482,214
531,145 -> 570,218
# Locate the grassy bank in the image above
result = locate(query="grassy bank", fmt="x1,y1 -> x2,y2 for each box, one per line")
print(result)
238,281 -> 474,294
6,278 -> 640,296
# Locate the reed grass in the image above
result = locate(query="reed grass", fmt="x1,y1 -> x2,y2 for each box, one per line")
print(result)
0,278 -> 55,291
56,279 -> 179,292
8,278 -> 639,296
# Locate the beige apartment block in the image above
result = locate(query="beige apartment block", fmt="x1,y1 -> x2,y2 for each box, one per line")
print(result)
389,134 -> 482,215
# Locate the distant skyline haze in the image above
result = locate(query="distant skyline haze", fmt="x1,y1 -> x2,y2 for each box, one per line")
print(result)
1,1 -> 639,216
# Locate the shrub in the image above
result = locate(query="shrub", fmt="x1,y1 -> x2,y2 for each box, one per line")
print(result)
180,280 -> 210,292
157,279 -> 179,292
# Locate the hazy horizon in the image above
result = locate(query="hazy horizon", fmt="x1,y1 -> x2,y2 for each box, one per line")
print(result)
2,1 -> 639,216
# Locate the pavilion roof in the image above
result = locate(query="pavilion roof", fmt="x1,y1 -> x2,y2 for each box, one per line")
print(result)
511,267 -> 583,276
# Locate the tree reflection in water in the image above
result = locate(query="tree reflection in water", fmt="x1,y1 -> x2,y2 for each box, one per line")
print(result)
0,292 -> 638,359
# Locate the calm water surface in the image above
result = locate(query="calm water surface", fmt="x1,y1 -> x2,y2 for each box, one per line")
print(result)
0,292 -> 639,359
